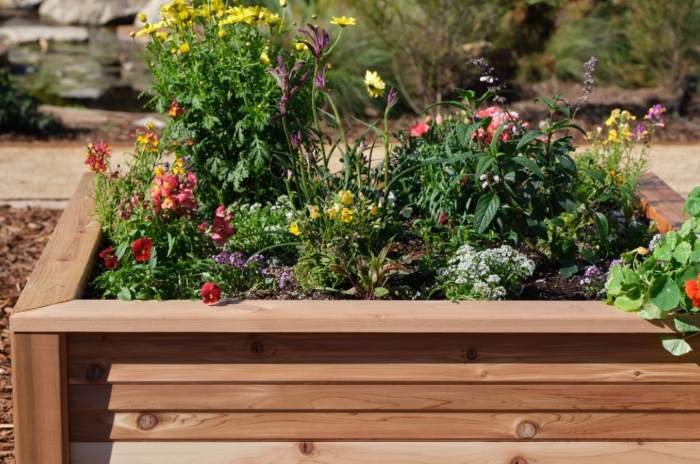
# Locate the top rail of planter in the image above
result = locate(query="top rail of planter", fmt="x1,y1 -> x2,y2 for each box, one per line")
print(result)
9,171 -> 692,334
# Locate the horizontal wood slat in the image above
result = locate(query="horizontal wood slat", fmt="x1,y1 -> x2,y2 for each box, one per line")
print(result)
639,172 -> 690,233
67,360 -> 700,384
12,299 -> 696,333
65,333 -> 697,363
11,173 -> 100,315
69,411 -> 700,441
68,384 -> 700,412
69,441 -> 700,464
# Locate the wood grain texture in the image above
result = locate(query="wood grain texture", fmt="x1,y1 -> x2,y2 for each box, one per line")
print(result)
69,442 -> 700,464
12,333 -> 69,464
67,359 -> 700,384
65,332 -> 699,363
68,384 -> 700,412
12,299 -> 698,333
639,172 -> 690,233
69,411 -> 700,441
11,172 -> 100,315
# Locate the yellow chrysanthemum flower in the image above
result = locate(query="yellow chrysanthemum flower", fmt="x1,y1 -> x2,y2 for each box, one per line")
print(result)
340,190 -> 354,205
307,205 -> 321,220
294,42 -> 308,51
288,222 -> 301,236
217,29 -> 227,39
155,32 -> 168,41
364,70 -> 385,98
259,51 -> 271,66
341,208 -> 353,223
179,43 -> 191,54
137,13 -> 148,23
330,16 -> 356,27
135,21 -> 166,36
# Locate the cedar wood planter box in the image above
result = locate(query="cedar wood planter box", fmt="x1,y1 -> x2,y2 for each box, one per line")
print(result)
9,172 -> 700,464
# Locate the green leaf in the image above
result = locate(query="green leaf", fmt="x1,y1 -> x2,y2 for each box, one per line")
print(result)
115,241 -> 129,260
582,167 -> 605,185
675,316 -> 700,335
117,287 -> 132,301
511,156 -> 544,180
649,275 -> 681,311
557,192 -> 577,213
516,130 -> 544,150
559,263 -> 578,278
534,97 -> 554,109
685,187 -> 700,216
690,250 -> 700,263
653,242 -> 672,261
454,122 -> 480,146
661,335 -> 693,356
167,232 -> 174,258
594,212 -> 609,243
456,88 -> 475,104
672,242 -> 692,265
614,295 -> 643,311
473,193 -> 500,234
373,287 -> 389,298
475,156 -> 493,178
637,300 -> 668,320
547,217 -> 565,228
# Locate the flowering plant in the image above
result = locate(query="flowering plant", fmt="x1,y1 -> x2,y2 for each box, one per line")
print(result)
606,188 -> 700,355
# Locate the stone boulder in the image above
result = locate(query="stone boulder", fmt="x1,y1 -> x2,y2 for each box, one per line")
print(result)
39,0 -> 150,25
133,0 -> 169,26
0,25 -> 89,44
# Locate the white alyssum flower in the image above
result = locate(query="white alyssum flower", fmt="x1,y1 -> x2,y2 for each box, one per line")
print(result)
648,233 -> 662,252
439,244 -> 535,301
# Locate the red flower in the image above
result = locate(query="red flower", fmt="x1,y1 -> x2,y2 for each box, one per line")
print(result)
201,282 -> 221,304
198,222 -> 209,235
438,209 -> 449,227
99,246 -> 119,270
132,238 -> 154,262
685,275 -> 700,308
410,122 -> 430,138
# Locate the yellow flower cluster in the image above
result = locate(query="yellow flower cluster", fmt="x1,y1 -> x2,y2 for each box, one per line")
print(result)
220,5 -> 281,27
603,109 -> 635,144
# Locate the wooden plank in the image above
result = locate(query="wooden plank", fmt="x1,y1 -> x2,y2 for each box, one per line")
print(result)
69,442 -> 700,464
11,172 -> 101,315
69,411 -> 700,441
12,299 -> 697,333
67,360 -> 700,384
639,172 -> 690,233
68,384 -> 700,412
12,333 -> 69,464
65,333 -> 700,363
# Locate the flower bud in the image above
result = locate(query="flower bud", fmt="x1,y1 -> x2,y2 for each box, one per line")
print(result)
137,13 -> 147,23
279,0 -> 287,7
146,214 -> 153,221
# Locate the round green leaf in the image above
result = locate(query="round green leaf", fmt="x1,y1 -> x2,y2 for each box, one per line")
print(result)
649,275 -> 681,311
661,335 -> 693,356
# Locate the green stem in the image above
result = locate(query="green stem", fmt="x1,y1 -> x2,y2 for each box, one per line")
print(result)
326,93 -> 356,189
383,106 -> 390,198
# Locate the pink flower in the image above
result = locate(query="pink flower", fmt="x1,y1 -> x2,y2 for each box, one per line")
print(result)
216,205 -> 227,218
411,122 -> 430,137
424,115 -> 433,125
161,195 -> 178,210
198,222 -> 208,235
475,107 -> 500,118
187,171 -> 197,187
436,114 -> 444,125
177,189 -> 197,210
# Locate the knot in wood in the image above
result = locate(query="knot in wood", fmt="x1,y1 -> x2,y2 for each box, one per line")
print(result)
137,413 -> 158,430
299,442 -> 314,454
466,349 -> 478,360
510,458 -> 528,464
250,342 -> 264,354
516,421 -> 538,439
85,364 -> 103,382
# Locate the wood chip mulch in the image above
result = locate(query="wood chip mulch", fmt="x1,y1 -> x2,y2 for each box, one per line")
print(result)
0,206 -> 63,464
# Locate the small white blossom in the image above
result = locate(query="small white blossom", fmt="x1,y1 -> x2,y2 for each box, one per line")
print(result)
400,206 -> 413,218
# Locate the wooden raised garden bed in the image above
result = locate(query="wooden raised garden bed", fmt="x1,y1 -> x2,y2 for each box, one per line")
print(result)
10,172 -> 700,464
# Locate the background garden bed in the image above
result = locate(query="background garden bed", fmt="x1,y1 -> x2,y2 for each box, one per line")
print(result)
9,172 -> 699,464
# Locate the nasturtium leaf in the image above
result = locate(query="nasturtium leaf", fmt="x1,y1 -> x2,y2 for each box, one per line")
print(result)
690,250 -> 700,263
653,242 -> 672,261
638,300 -> 668,320
650,275 -> 681,311
614,295 -> 643,312
675,316 -> 700,335
473,193 -> 500,234
676,264 -> 700,290
685,187 -> 700,217
673,242 -> 692,265
661,335 -> 693,356
559,263 -> 578,278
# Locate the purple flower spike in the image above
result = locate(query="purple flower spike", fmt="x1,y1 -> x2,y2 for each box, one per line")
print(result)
299,24 -> 330,61
387,87 -> 398,109
315,64 -> 329,91
291,130 -> 302,147
266,56 -> 311,122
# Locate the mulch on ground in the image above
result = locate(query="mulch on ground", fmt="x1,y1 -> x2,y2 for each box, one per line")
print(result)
0,206 -> 63,464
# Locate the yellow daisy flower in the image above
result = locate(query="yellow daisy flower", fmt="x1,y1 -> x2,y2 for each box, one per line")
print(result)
179,43 -> 191,54
330,16 -> 356,27
364,70 -> 385,98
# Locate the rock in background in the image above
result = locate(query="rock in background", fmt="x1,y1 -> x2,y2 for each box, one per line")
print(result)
38,0 -> 150,25
133,0 -> 169,26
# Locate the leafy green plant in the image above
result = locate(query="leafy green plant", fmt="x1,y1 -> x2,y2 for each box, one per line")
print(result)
606,188 -> 700,356
0,69 -> 54,133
